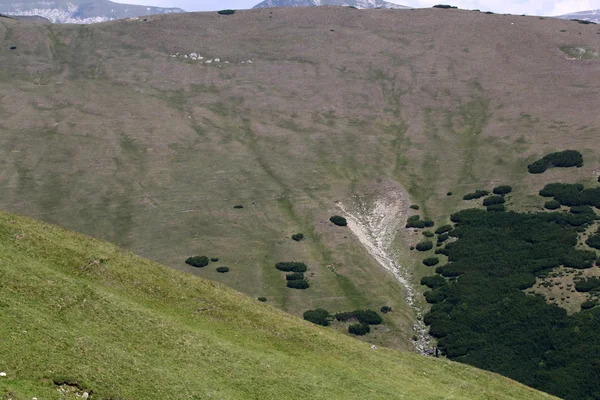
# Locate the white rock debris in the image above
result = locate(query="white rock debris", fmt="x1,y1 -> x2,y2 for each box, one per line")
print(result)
0,372 -> 6,377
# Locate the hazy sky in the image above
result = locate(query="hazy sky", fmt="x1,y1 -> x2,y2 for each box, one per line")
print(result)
112,0 -> 599,16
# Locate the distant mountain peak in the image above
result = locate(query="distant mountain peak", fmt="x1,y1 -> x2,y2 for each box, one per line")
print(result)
0,0 -> 185,24
556,9 -> 600,24
253,0 -> 410,10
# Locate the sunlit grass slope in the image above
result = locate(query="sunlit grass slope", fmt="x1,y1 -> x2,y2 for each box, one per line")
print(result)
0,211 -> 554,399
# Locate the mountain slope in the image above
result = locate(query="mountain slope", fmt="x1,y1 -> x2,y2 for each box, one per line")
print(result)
0,210 -> 555,399
0,0 -> 184,23
253,0 -> 410,9
557,9 -> 600,24
0,7 -> 599,354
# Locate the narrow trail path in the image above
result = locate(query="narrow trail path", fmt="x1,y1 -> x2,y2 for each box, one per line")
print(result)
338,192 -> 431,354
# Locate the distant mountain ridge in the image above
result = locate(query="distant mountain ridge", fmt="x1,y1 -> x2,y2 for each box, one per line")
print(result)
253,0 -> 410,9
557,9 -> 600,24
0,0 -> 184,24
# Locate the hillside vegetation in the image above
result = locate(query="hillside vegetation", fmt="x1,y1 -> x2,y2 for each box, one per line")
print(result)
0,211 -> 554,399
0,7 -> 599,350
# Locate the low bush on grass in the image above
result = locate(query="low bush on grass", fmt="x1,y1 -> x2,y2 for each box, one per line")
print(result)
217,9 -> 235,15
380,306 -> 392,314
581,300 -> 597,310
233,205 -> 244,209
423,231 -> 434,238
257,297 -> 267,302
292,233 -> 304,242
406,215 -> 434,228
286,272 -> 305,281
210,257 -> 219,262
435,225 -> 453,235
527,150 -> 583,174
348,323 -> 370,335
276,262 -> 308,272
586,233 -> 600,249
437,233 -> 449,243
493,185 -> 513,195
330,215 -> 347,226
487,204 -> 506,212
423,257 -> 440,266
433,4 -> 457,8
421,275 -> 447,289
287,279 -> 310,289
303,309 -> 330,326
335,309 -> 383,325
410,204 -> 420,210
483,196 -> 506,206
216,266 -> 230,273
545,200 -> 561,210
539,183 -> 600,208
185,256 -> 209,268
416,241 -> 434,251
463,190 -> 489,200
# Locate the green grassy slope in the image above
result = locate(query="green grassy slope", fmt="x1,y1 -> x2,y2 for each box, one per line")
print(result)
0,8 -> 598,350
0,211 -> 555,399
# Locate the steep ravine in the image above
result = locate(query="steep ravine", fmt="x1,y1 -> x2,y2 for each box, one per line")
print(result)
338,191 -> 431,354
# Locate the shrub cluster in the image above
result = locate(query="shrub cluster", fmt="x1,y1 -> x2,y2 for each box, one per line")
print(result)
423,231 -> 434,238
275,262 -> 308,272
410,204 -> 420,210
348,323 -> 370,335
257,297 -> 267,302
303,309 -> 331,326
544,200 -> 561,210
581,300 -> 597,310
380,306 -> 392,314
185,256 -> 209,268
421,275 -> 447,289
233,205 -> 244,209
291,233 -> 304,242
487,204 -> 506,212
539,182 -> 600,208
286,272 -> 304,281
416,241 -> 434,251
330,215 -> 348,226
586,232 -> 600,249
423,257 -> 440,266
493,185 -> 513,195
216,266 -> 229,273
574,277 -> 600,292
528,150 -> 583,174
424,206 -> 600,399
210,257 -> 219,262
217,9 -> 235,15
406,215 -> 434,229
433,4 -> 458,8
463,190 -> 489,200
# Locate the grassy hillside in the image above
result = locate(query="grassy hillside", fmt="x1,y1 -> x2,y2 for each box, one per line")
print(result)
0,211 -> 555,399
0,7 -> 598,349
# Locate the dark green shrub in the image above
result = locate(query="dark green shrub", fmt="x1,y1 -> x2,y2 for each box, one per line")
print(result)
463,190 -> 489,200
185,256 -> 209,268
581,300 -> 597,310
423,231 -> 435,238
424,289 -> 447,303
528,150 -> 583,174
286,272 -> 305,281
303,308 -> 330,326
210,257 -> 219,262
572,19 -> 597,25
335,310 -> 382,325
217,9 -> 235,15
435,225 -> 453,235
575,277 -> 600,292
216,266 -> 229,273
416,241 -> 434,251
348,323 -> 370,335
410,204 -> 420,210
257,297 -> 267,302
586,234 -> 600,249
292,233 -> 304,242
545,200 -> 561,210
483,196 -> 506,206
233,205 -> 243,209
330,215 -> 347,226
437,233 -> 449,243
447,192 -> 453,196
433,4 -> 457,8
275,262 -> 308,272
493,185 -> 513,195
287,279 -> 310,289
380,306 -> 392,314
487,204 -> 506,212
421,275 -> 447,289
406,216 -> 434,229
423,257 -> 440,266
563,250 -> 597,269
